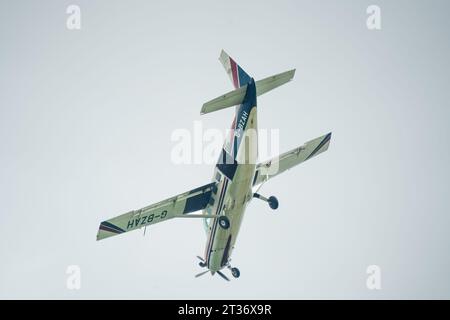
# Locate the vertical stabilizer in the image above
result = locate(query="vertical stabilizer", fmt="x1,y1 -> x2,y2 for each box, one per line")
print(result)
219,50 -> 252,89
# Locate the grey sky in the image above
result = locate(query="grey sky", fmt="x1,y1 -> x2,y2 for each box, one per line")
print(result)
0,0 -> 449,299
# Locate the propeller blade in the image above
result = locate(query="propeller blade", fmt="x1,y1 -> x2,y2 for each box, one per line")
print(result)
196,256 -> 205,262
195,270 -> 210,278
216,270 -> 230,282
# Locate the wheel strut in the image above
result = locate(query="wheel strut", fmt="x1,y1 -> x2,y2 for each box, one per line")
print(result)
253,193 -> 279,210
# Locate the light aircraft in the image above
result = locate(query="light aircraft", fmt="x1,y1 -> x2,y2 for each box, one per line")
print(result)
97,50 -> 332,281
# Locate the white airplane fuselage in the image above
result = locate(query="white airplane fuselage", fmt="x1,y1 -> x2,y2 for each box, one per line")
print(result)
202,101 -> 258,273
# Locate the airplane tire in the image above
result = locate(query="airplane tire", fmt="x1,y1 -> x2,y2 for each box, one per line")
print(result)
231,267 -> 240,278
268,196 -> 279,210
218,216 -> 230,229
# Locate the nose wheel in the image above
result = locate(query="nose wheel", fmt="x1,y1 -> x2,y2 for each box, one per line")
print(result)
253,193 -> 279,210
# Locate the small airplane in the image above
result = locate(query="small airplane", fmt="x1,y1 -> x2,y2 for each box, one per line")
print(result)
97,50 -> 332,281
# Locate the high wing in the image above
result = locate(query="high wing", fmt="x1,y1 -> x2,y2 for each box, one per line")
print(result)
253,132 -> 332,187
97,182 -> 217,240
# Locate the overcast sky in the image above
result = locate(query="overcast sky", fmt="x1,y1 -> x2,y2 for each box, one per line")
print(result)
1,0 -> 449,299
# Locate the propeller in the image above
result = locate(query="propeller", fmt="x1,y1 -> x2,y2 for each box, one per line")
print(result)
216,270 -> 230,281
195,270 -> 210,278
195,255 -> 230,281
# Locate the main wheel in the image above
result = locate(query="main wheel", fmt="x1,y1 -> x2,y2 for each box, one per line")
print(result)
218,216 -> 230,229
199,262 -> 206,267
268,196 -> 279,210
231,267 -> 240,278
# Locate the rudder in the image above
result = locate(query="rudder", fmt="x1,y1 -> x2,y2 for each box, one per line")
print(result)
219,50 -> 252,89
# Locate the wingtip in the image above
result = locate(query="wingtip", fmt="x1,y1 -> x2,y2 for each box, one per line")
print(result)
290,68 -> 296,78
219,49 -> 228,61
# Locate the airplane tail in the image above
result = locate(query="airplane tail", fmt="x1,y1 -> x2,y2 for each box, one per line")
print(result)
201,69 -> 295,115
219,50 -> 252,89
201,50 -> 295,115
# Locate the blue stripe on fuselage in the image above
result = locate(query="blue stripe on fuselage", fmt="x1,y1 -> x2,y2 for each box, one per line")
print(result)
237,65 -> 251,87
216,148 -> 238,180
232,79 -> 256,156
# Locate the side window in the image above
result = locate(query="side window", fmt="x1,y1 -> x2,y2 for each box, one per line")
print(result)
205,206 -> 212,228
203,216 -> 211,230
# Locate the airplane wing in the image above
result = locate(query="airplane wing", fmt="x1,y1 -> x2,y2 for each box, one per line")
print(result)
97,182 -> 216,240
253,132 -> 332,187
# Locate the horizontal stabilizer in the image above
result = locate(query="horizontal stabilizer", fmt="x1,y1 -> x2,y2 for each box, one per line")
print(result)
255,69 -> 296,96
201,69 -> 295,115
201,85 -> 248,115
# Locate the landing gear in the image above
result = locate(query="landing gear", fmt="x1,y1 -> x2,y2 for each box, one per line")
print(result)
225,262 -> 241,279
268,196 -> 279,210
218,216 -> 230,229
253,193 -> 279,210
197,256 -> 207,268
231,267 -> 240,278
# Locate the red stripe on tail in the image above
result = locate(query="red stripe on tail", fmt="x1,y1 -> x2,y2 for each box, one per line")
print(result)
229,58 -> 239,89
